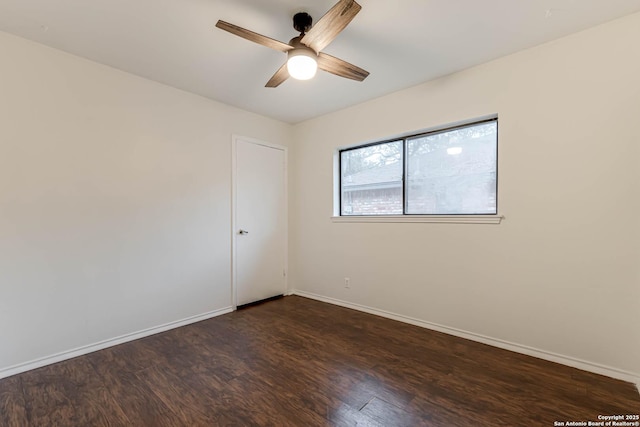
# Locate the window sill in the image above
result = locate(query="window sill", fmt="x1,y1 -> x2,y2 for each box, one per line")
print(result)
331,215 -> 504,224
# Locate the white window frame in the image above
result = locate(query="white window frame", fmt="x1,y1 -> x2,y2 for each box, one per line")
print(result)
332,116 -> 504,224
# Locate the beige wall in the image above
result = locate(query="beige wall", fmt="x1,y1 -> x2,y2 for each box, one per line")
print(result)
0,31 -> 291,374
290,12 -> 640,378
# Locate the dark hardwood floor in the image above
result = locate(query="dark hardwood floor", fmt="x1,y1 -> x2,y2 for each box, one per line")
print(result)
1,296 -> 638,426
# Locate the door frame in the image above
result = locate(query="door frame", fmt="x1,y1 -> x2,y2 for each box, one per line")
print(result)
231,135 -> 288,310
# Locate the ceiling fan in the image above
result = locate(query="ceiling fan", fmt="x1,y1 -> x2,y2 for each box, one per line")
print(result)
215,0 -> 369,87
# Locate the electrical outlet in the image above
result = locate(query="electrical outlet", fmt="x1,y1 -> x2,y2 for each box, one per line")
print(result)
344,277 -> 350,289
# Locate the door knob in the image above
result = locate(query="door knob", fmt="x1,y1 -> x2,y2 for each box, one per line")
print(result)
238,229 -> 249,235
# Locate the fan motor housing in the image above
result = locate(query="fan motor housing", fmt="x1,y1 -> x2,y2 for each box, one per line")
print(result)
288,36 -> 318,59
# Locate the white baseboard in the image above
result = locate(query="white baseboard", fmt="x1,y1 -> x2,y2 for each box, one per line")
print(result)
292,290 -> 640,387
0,306 -> 233,380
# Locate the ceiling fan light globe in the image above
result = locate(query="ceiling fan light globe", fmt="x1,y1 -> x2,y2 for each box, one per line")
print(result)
287,51 -> 318,80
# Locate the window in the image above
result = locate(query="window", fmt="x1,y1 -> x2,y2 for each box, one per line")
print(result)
340,118 -> 497,216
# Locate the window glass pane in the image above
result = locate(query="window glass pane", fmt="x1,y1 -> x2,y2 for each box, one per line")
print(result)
341,141 -> 403,215
406,121 -> 497,214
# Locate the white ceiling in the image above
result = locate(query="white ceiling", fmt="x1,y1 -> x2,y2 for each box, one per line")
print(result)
1,0 -> 639,123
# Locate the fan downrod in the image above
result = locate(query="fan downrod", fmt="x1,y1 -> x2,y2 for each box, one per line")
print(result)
293,12 -> 312,34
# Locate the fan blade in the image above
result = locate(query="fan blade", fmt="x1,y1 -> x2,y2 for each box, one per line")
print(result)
216,20 -> 293,52
301,0 -> 361,53
265,62 -> 290,88
317,52 -> 369,81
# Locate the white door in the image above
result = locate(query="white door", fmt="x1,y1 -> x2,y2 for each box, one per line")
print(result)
234,137 -> 287,307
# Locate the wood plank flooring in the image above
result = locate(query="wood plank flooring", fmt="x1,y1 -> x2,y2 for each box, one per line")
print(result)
1,296 -> 638,426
